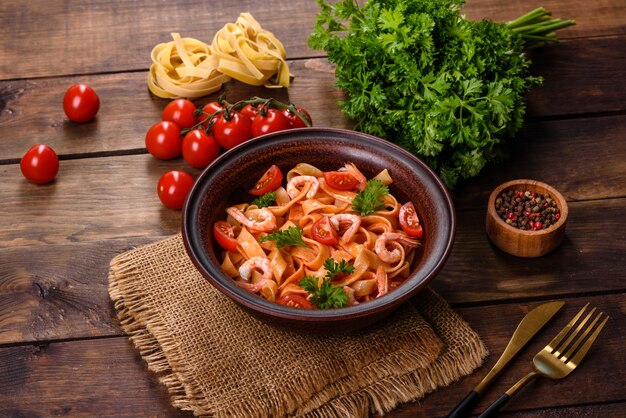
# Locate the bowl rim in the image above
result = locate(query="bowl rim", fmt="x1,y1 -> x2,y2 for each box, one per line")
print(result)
487,178 -> 569,236
181,127 -> 456,321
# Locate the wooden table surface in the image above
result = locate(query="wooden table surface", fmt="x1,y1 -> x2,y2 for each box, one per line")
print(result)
1,1 -> 625,417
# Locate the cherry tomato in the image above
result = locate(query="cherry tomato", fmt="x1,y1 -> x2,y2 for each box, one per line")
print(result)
276,294 -> 315,309
282,106 -> 312,128
145,121 -> 182,160
157,170 -> 194,210
20,144 -> 59,184
240,104 -> 260,121
62,84 -> 100,123
249,165 -> 283,196
399,202 -> 423,238
162,99 -> 198,129
211,111 -> 252,149
311,216 -> 339,245
323,171 -> 359,191
182,129 -> 220,169
213,221 -> 238,252
251,108 -> 289,137
198,101 -> 225,127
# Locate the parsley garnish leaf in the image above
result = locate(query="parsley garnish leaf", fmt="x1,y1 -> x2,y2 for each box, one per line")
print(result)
351,179 -> 389,216
323,258 -> 355,280
259,226 -> 308,248
299,275 -> 349,309
251,192 -> 276,209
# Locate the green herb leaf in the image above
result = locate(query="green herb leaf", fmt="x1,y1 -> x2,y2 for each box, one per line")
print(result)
323,258 -> 355,280
251,192 -> 276,209
259,226 -> 308,248
351,179 -> 389,216
299,275 -> 348,309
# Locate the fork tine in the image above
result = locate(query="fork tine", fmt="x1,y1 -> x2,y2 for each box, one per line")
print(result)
548,303 -> 589,354
565,314 -> 609,366
561,310 -> 602,361
555,307 -> 597,358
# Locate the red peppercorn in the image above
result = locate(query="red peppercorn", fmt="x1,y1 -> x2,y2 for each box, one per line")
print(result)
555,213 -> 561,220
535,221 -> 543,229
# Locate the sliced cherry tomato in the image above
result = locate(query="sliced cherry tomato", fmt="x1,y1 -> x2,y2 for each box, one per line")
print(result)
249,165 -> 283,196
251,108 -> 289,137
282,106 -> 312,128
399,202 -> 423,238
198,101 -> 225,127
162,99 -> 198,129
276,294 -> 315,309
323,171 -> 360,191
213,221 -> 238,252
240,104 -> 260,121
311,216 -> 339,245
157,170 -> 194,210
182,129 -> 220,169
63,84 -> 100,123
211,111 -> 252,149
145,121 -> 182,160
20,144 -> 59,184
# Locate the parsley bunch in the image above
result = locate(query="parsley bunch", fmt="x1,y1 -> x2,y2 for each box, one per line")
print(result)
309,0 -> 574,188
299,258 -> 354,309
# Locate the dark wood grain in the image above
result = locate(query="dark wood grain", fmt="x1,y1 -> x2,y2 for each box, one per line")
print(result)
1,0 -> 622,80
2,36 -> 626,160
1,295 -> 621,417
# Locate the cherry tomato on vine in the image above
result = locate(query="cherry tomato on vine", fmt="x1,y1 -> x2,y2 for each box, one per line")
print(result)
311,216 -> 339,246
20,144 -> 59,184
213,221 -> 238,252
240,104 -> 260,121
211,111 -> 252,149
63,84 -> 100,123
251,108 -> 289,137
182,129 -> 220,169
249,164 -> 283,196
399,202 -> 423,238
162,99 -> 198,129
145,121 -> 182,160
157,170 -> 194,210
323,171 -> 359,191
282,106 -> 312,129
198,101 -> 225,127
276,294 -> 315,309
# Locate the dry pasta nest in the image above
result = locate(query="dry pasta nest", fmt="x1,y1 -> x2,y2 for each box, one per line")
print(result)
148,13 -> 292,99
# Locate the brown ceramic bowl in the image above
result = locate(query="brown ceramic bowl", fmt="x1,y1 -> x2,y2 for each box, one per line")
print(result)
182,128 -> 455,334
486,179 -> 568,258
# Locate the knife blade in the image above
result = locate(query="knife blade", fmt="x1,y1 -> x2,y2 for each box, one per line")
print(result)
447,300 -> 564,418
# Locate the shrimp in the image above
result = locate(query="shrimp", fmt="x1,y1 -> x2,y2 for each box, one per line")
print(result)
376,265 -> 388,297
330,213 -> 361,243
226,207 -> 276,232
236,257 -> 273,293
374,232 -> 419,263
286,175 -> 319,199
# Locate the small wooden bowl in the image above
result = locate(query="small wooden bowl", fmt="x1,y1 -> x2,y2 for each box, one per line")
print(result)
486,179 -> 568,257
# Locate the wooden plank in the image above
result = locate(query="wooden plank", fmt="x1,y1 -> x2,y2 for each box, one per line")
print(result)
2,36 -> 626,160
1,198 -> 623,345
453,114 -> 626,209
0,294 -> 622,417
0,338 -> 190,417
1,0 -> 624,80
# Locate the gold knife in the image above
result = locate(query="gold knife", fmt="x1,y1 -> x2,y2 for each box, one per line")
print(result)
447,300 -> 564,418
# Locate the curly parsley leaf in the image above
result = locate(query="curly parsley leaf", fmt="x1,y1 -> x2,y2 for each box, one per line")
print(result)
251,192 -> 276,209
323,258 -> 355,280
351,179 -> 389,215
259,226 -> 308,248
299,275 -> 348,309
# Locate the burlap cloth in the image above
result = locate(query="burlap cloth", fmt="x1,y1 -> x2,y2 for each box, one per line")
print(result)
108,235 -> 488,417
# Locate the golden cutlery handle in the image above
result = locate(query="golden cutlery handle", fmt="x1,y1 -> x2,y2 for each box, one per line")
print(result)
477,371 -> 540,417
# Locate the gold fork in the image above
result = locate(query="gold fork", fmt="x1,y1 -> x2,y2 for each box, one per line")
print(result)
478,303 -> 609,417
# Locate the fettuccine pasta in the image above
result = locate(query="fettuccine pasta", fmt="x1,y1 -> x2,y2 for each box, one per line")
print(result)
148,13 -> 290,98
216,163 -> 424,309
